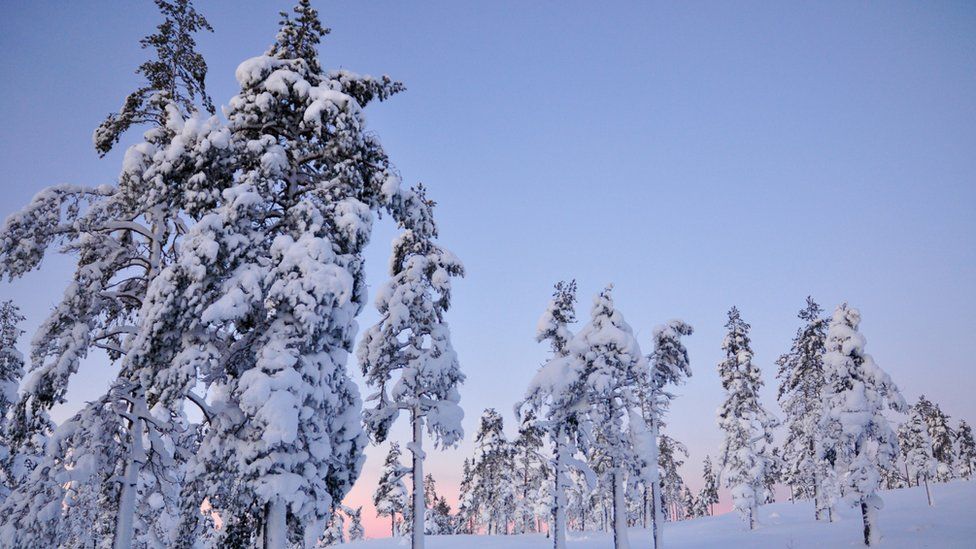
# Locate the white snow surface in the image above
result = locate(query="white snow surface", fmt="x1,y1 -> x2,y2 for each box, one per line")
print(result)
344,481 -> 976,548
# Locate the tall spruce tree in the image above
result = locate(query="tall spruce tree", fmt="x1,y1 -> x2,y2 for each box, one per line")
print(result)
775,297 -> 829,518
716,307 -> 778,530
820,303 -> 906,546
359,184 -> 465,549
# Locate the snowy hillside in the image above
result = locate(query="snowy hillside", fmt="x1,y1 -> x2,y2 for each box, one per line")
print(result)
345,481 -> 976,548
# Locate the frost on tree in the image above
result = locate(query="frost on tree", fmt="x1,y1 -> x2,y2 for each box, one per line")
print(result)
511,417 -> 551,535
913,395 -> 956,483
638,318 -> 693,547
716,307 -> 778,530
0,0 -> 220,546
898,406 -> 936,505
700,455 -> 719,516
517,280 -> 586,549
470,408 -> 515,535
373,443 -> 409,537
955,420 -> 976,480
571,286 -> 645,549
658,434 -> 689,522
820,303 -> 906,546
775,297 -> 832,518
121,1 -> 422,545
455,458 -> 477,534
422,474 -> 453,535
358,183 -> 464,549
0,300 -> 26,500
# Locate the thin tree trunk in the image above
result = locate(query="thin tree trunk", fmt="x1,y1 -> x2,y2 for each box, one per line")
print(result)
923,477 -> 933,506
113,414 -> 142,549
648,415 -> 663,549
612,467 -> 630,549
264,498 -> 287,549
905,463 -> 912,488
552,431 -> 568,549
412,408 -> 426,549
860,501 -> 872,546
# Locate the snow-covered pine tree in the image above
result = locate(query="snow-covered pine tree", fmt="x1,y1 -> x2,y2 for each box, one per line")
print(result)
914,396 -> 956,482
898,406 -> 936,505
433,495 -> 453,535
471,408 -> 515,535
423,474 -> 441,535
0,300 -> 25,500
694,489 -> 709,518
518,280 -> 585,549
320,509 -> 346,546
359,183 -> 465,549
955,420 -> 975,480
638,319 -> 693,547
716,307 -> 778,530
348,507 -> 365,542
511,417 -> 550,534
658,434 -> 688,523
0,1 -> 220,546
136,2 -> 415,545
374,443 -> 409,537
455,458 -> 477,534
775,297 -> 829,518
681,487 -> 695,521
820,303 -> 906,546
763,447 -> 783,504
701,455 -> 719,516
422,474 -> 453,535
572,286 -> 645,549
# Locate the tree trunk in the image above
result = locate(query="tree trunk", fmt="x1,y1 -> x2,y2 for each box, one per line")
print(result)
612,467 -> 630,549
264,498 -> 287,549
923,477 -> 933,506
748,505 -> 756,530
553,432 -> 568,549
113,415 -> 142,549
860,501 -> 872,546
412,409 -> 426,549
648,415 -> 663,549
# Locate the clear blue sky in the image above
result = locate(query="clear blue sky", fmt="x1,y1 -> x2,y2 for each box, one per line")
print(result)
1,0 -> 974,533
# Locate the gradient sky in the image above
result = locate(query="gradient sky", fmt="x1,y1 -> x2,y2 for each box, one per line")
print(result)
1,0 -> 974,540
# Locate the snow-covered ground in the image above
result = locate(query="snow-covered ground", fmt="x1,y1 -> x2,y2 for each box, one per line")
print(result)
346,481 -> 976,548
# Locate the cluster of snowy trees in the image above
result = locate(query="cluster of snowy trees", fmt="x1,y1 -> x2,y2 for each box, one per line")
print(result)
0,3 -> 972,549
0,1 -> 464,548
371,444 -> 456,540
512,281 -> 705,549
